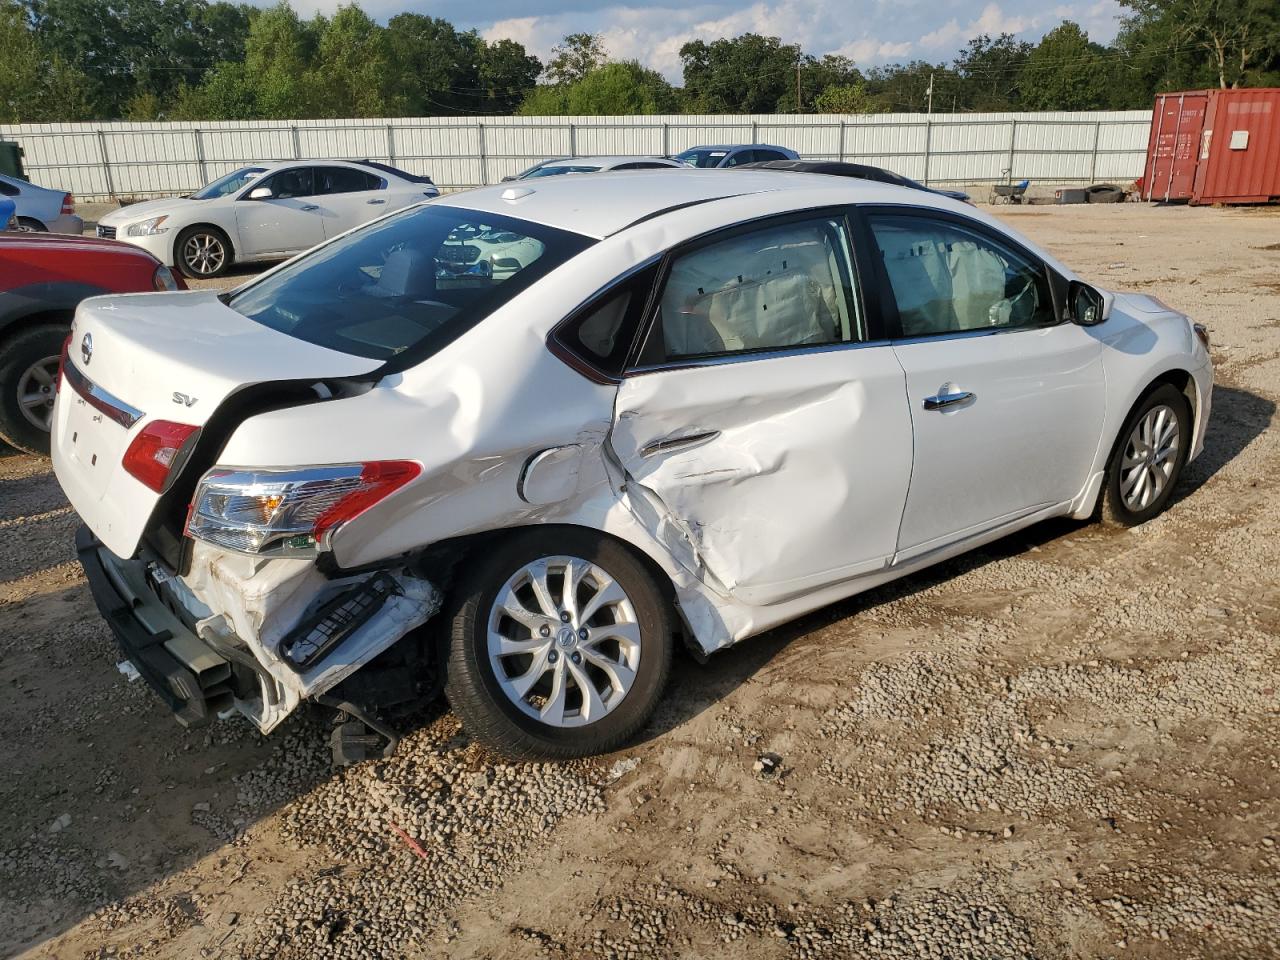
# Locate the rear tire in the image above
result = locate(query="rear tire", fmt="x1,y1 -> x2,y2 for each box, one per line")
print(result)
445,528 -> 674,760
175,225 -> 232,279
0,323 -> 65,456
15,217 -> 47,233
1100,383 -> 1191,526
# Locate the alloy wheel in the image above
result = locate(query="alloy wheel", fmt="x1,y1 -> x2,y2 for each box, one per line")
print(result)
486,555 -> 641,728
182,232 -> 226,276
17,355 -> 59,431
1119,403 -> 1180,511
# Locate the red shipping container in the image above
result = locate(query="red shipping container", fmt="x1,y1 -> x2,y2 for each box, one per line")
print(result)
1141,88 -> 1280,205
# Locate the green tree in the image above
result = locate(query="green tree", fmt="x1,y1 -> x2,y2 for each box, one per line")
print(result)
953,33 -> 1032,110
520,61 -> 676,116
863,61 -> 958,112
545,32 -> 606,85
1019,21 -> 1113,110
309,4 -> 397,117
479,38 -> 542,113
680,33 -> 800,113
385,14 -> 477,114
0,0 -> 92,121
813,82 -> 873,113
169,61 -> 258,119
242,2 -> 319,117
1119,0 -> 1280,89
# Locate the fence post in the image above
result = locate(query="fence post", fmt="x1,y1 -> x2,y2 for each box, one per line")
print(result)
922,119 -> 932,186
1090,120 -> 1101,182
751,119 -> 758,144
193,128 -> 208,187
477,121 -> 488,186
291,125 -> 302,159
1005,119 -> 1017,181
838,120 -> 846,162
662,122 -> 669,157
568,121 -> 576,158
96,130 -> 116,200
386,124 -> 396,164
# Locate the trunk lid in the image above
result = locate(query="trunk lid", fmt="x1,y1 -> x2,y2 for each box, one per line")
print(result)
52,291 -> 381,558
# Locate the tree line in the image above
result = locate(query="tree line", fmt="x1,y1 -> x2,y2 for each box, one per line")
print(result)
1,0 -> 1277,124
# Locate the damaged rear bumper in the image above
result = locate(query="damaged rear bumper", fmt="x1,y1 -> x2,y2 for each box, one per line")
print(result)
76,525 -> 443,734
76,525 -> 232,727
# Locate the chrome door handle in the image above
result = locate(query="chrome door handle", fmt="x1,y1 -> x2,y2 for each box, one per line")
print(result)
923,391 -> 975,410
366,198 -> 386,204
640,430 -> 720,458
300,204 -> 319,211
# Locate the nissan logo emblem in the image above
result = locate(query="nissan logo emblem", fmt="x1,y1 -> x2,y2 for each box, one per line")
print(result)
80,332 -> 93,366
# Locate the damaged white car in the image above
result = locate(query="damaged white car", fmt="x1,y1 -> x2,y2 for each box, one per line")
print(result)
52,170 -> 1213,762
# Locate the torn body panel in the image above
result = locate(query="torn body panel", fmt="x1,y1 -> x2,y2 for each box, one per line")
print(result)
175,541 -> 441,732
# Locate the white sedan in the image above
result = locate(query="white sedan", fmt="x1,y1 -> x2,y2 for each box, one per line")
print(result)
95,160 -> 439,279
54,171 -> 1212,762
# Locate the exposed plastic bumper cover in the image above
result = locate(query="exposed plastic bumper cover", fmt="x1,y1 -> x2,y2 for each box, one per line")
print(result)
76,525 -> 232,727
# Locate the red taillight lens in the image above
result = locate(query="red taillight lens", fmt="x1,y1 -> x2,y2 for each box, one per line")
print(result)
56,332 -> 72,392
122,420 -> 199,492
61,193 -> 75,215
313,461 -> 421,541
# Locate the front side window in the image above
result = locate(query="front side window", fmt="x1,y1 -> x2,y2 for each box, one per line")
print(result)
653,215 -> 862,361
868,213 -> 1054,337
229,204 -> 593,362
257,167 -> 315,200
193,166 -> 266,200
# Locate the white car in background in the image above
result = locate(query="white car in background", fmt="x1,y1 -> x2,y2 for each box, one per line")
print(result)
508,156 -> 682,180
96,160 -> 439,279
0,173 -> 82,234
54,171 -> 1212,762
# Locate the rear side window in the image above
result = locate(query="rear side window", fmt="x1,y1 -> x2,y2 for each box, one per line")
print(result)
316,166 -> 383,194
753,149 -> 788,162
867,213 -> 1054,337
651,215 -> 862,361
0,180 -> 18,197
230,204 -> 593,364
551,262 -> 660,381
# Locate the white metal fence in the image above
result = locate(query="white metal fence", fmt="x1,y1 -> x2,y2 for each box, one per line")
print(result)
0,111 -> 1154,200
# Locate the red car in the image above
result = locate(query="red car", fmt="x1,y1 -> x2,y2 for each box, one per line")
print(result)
0,233 -> 184,454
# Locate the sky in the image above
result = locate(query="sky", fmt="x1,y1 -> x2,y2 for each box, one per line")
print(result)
284,0 -> 1127,81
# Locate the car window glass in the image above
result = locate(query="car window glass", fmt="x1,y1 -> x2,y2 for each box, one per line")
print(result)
754,150 -> 786,162
194,166 -> 267,200
656,216 -> 861,360
868,214 -> 1054,337
526,165 -> 600,178
317,166 -> 381,194
231,206 -> 591,362
723,150 -> 752,167
260,168 -> 314,199
0,181 -> 17,197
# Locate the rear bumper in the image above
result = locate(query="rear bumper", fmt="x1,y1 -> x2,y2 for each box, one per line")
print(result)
49,213 -> 84,235
76,525 -> 232,727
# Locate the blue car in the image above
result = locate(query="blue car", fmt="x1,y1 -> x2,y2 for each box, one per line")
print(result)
673,144 -> 799,168
0,197 -> 14,229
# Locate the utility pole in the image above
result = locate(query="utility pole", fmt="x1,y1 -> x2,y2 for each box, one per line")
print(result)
796,58 -> 802,112
926,72 -> 934,115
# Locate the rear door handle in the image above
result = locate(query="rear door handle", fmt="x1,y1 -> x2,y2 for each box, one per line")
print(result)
923,391 -> 975,410
366,198 -> 386,204
300,204 -> 319,211
640,430 -> 720,458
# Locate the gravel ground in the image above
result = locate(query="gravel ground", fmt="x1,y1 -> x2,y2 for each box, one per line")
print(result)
2,202 -> 1278,960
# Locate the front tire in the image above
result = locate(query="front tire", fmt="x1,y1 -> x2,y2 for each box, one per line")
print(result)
445,528 -> 674,760
1100,383 -> 1191,526
175,225 -> 232,279
0,323 -> 65,455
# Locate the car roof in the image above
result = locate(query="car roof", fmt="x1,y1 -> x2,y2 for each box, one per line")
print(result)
434,168 -> 951,239
541,156 -> 677,168
677,144 -> 788,152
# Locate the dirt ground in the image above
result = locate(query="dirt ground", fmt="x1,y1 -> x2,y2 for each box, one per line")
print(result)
2,202 -> 1279,960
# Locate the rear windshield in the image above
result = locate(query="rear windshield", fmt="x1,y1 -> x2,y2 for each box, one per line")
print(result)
525,164 -> 601,178
229,204 -> 594,363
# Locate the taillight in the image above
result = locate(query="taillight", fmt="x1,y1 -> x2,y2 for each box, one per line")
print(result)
1193,322 -> 1210,350
61,193 -> 75,215
186,461 -> 421,557
56,332 -> 72,392
122,420 -> 200,493
152,265 -> 179,291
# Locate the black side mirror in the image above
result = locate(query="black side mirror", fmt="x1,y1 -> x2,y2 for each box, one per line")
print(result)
1068,280 -> 1108,326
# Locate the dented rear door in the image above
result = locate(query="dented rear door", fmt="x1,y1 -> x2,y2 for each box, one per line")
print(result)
610,347 -> 912,606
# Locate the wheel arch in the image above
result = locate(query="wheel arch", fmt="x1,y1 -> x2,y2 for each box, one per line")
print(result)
172,221 -> 238,265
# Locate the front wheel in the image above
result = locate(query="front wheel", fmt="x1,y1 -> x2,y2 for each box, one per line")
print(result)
445,528 -> 674,760
175,226 -> 232,279
1101,383 -> 1191,526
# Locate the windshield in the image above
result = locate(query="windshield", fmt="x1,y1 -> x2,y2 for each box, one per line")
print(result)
193,166 -> 267,200
524,164 -> 601,178
675,149 -> 728,168
229,204 -> 594,363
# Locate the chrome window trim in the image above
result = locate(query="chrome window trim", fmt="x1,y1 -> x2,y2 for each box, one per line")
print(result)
63,360 -> 145,429
627,337 -> 894,376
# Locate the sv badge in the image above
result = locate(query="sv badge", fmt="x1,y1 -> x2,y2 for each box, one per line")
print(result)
172,392 -> 199,408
